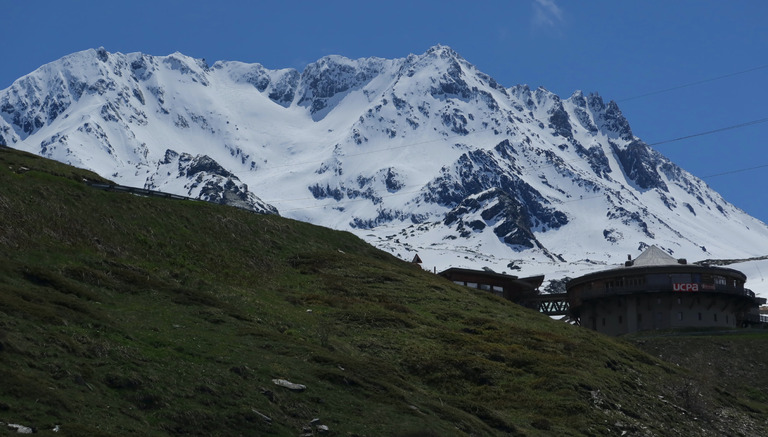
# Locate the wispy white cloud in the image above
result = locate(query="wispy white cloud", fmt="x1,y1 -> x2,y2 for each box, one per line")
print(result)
532,0 -> 565,29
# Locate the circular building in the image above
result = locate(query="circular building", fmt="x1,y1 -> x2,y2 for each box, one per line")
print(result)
566,246 -> 766,336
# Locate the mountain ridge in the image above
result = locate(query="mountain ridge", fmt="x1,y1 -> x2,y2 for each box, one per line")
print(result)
2,45 -> 767,291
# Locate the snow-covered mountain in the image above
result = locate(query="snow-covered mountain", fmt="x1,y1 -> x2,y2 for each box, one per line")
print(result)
3,45 -> 768,294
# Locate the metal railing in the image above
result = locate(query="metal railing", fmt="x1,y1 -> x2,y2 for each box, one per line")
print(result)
85,182 -> 200,202
572,283 -> 758,302
84,180 -> 274,216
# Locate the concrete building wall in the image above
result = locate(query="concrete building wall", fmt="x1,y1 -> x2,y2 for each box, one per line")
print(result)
566,248 -> 763,335
580,293 -> 739,336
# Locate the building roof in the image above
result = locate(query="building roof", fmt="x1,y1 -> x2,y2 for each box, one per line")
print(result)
631,245 -> 678,267
437,267 -> 544,290
566,245 -> 748,290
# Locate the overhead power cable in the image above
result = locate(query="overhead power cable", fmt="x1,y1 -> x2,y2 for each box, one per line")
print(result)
648,117 -> 768,146
263,115 -> 768,207
259,63 -> 768,208
254,114 -> 767,183
702,163 -> 768,179
274,158 -> 768,213
618,64 -> 768,102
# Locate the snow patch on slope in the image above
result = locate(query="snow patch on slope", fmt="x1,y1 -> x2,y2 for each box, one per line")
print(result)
3,45 -> 768,296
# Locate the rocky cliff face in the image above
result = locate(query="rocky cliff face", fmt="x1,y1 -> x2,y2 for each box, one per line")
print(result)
2,45 -> 767,276
146,149 -> 278,214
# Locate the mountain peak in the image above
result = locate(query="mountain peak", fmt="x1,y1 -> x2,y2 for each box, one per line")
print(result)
3,47 -> 768,287
424,44 -> 463,60
95,47 -> 109,62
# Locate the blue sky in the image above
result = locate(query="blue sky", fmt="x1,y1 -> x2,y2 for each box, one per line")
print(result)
2,0 -> 767,225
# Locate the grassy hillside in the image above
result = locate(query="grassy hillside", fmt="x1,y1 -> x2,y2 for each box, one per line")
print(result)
0,146 -> 766,436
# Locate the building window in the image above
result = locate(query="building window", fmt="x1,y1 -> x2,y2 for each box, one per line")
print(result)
619,315 -> 623,324
698,312 -> 702,321
726,315 -> 729,324
671,273 -> 692,285
677,297 -> 682,305
714,314 -> 718,322
714,276 -> 726,286
677,312 -> 683,321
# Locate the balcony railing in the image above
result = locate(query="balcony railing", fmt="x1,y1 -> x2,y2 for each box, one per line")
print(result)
571,283 -> 757,303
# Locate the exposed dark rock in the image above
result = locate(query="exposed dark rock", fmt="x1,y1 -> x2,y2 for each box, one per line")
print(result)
96,47 -> 109,63
132,87 -> 145,105
309,184 -> 345,201
162,149 -> 179,164
443,188 -> 565,260
589,94 -> 632,141
130,56 -> 152,81
607,207 -> 654,238
580,144 -> 612,179
424,149 -> 568,233
612,140 -> 668,192
297,56 -> 387,118
548,101 -> 573,139
441,109 -> 469,135
383,167 -> 404,192
569,91 -> 598,133
150,150 -> 277,214
162,55 -> 209,86
267,70 -> 300,106
185,155 -> 232,179
603,228 -> 623,243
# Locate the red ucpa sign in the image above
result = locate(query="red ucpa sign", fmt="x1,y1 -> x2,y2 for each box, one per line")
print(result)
673,283 -> 699,292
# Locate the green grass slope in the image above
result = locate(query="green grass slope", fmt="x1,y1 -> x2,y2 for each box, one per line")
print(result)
0,146 -> 766,436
